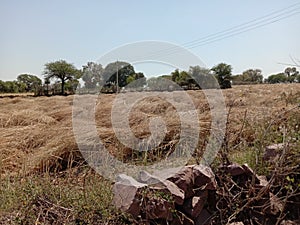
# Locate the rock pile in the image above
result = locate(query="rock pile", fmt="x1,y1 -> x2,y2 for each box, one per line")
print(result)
113,164 -> 217,225
113,163 -> 299,225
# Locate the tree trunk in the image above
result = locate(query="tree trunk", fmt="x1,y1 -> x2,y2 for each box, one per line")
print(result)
61,79 -> 65,95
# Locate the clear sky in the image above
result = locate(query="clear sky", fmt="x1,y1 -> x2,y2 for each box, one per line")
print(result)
1,0 -> 300,81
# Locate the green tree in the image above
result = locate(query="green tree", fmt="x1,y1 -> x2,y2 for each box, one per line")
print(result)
211,63 -> 232,89
188,66 -> 217,89
44,60 -> 80,95
0,80 -> 7,93
103,61 -> 136,88
266,73 -> 287,84
65,79 -> 80,94
17,74 -> 42,92
243,69 -> 263,83
284,67 -> 299,83
126,72 -> 146,89
171,69 -> 194,88
147,77 -> 172,91
2,81 -> 23,93
232,69 -> 263,84
82,62 -> 104,89
171,69 -> 180,83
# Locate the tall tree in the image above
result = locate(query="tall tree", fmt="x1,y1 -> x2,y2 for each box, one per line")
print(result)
211,63 -> 232,89
82,62 -> 104,89
44,60 -> 80,95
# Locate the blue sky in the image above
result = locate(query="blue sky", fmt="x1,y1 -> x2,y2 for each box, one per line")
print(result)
0,0 -> 299,80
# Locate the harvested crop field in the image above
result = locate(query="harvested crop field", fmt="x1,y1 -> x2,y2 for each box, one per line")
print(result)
1,84 -> 299,175
0,83 -> 299,224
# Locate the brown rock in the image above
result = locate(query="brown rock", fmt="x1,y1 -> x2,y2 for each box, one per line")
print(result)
139,170 -> 161,185
167,166 -> 195,198
225,164 -> 245,176
193,165 -> 217,190
183,190 -> 208,219
139,171 -> 185,205
145,197 -> 174,220
113,174 -> 146,218
150,179 -> 185,205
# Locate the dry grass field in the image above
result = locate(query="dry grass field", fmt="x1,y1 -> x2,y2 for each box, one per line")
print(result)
0,83 -> 299,224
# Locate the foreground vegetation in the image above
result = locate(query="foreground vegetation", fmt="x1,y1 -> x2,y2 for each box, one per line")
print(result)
0,84 -> 299,224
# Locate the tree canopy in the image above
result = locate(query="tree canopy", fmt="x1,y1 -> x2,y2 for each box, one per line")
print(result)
3,59 -> 300,95
102,61 -> 146,91
232,69 -> 263,85
211,63 -> 232,89
267,73 -> 288,84
284,67 -> 299,83
82,62 -> 104,89
103,61 -> 136,88
17,74 -> 42,92
44,60 -> 80,95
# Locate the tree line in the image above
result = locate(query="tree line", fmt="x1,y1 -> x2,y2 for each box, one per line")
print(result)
0,60 -> 299,95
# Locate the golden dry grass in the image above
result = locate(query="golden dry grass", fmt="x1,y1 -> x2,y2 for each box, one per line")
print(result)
0,83 -> 299,176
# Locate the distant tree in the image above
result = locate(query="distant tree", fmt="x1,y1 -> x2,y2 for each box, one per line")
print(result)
171,69 -> 193,88
243,69 -> 263,83
147,77 -> 173,91
188,66 -> 217,89
103,61 -> 137,88
231,74 -> 243,85
232,69 -> 263,84
211,63 -> 232,89
266,73 -> 287,84
284,67 -> 299,83
17,74 -> 42,92
126,72 -> 146,89
171,69 -> 180,83
0,80 -> 8,93
1,81 -> 23,93
65,79 -> 80,94
160,75 -> 172,80
44,60 -> 80,95
82,62 -> 104,89
178,71 -> 191,87
44,78 -> 50,96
